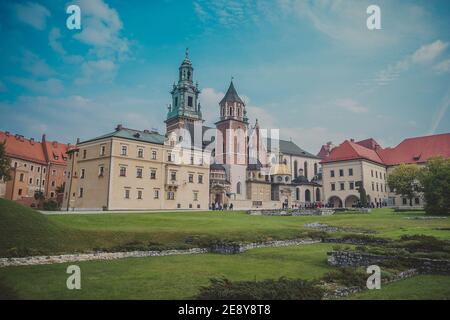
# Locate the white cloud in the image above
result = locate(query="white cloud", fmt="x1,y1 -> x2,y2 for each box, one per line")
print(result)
411,40 -> 448,64
74,59 -> 117,85
72,0 -> 128,59
199,87 -> 224,124
374,40 -> 449,85
48,28 -> 84,64
13,2 -> 51,30
433,59 -> 450,74
20,50 -> 55,78
9,77 -> 63,95
335,98 -> 369,113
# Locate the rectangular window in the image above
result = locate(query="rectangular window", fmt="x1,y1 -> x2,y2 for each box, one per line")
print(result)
121,145 -> 127,156
19,173 -> 24,182
193,192 -> 198,201
42,179 -> 45,186
349,182 -> 354,190
99,166 -> 105,177
171,171 -> 176,181
152,150 -> 157,160
83,150 -> 87,159
100,145 -> 106,156
120,167 -> 126,177
190,156 -> 194,165
150,169 -> 156,180
376,171 -> 378,178
330,170 -> 335,178
371,170 -> 374,177
349,168 -> 353,176
137,190 -> 143,200
36,179 -> 39,186
198,175 -> 203,184
331,183 -> 335,191
167,191 -> 175,200
80,169 -> 85,179
188,174 -> 194,183
138,148 -> 144,158
51,181 -> 55,187
415,197 -> 420,205
79,187 -> 84,198
125,189 -> 130,199
372,182 -> 375,191
29,177 -> 33,184
188,96 -> 193,107
31,165 -> 34,172
18,189 -> 22,196
340,183 -> 345,190
136,168 -> 143,178
339,169 -> 344,177
376,183 -> 379,191
402,198 -> 407,205
168,152 -> 173,162
154,189 -> 159,199
52,169 -> 56,176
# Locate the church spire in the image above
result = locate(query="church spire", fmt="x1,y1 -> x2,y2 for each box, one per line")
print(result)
218,80 -> 247,123
165,50 -> 202,133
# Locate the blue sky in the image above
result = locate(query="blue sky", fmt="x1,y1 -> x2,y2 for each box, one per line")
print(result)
0,0 -> 449,153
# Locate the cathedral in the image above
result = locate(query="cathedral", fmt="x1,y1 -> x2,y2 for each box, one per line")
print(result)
165,50 -> 323,209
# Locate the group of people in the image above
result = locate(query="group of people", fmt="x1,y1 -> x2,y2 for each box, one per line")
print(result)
210,202 -> 234,211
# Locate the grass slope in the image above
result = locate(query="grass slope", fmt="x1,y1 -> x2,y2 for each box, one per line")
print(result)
0,243 -> 334,299
2,198 -> 450,257
347,275 -> 450,300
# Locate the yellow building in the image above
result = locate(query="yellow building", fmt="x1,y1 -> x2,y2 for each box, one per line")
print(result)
62,125 -> 210,211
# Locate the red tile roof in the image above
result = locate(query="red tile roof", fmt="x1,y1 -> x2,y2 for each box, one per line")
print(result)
0,131 -> 70,165
322,140 -> 384,165
322,133 -> 450,166
0,131 -> 47,164
379,133 -> 450,165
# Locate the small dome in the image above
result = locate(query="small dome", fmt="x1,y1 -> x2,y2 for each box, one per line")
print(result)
270,163 -> 290,175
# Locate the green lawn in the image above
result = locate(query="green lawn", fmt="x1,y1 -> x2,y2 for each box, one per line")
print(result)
347,275 -> 450,300
1,198 -> 450,257
0,243 -> 334,300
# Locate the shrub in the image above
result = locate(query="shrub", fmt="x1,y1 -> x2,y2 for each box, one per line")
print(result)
322,268 -> 367,288
194,277 -> 324,300
419,157 -> 450,216
398,235 -> 450,253
43,200 -> 58,211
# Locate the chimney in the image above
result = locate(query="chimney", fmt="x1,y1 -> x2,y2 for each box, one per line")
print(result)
76,138 -> 80,145
350,138 -> 355,142
42,134 -> 46,142
115,124 -> 123,131
30,138 -> 35,145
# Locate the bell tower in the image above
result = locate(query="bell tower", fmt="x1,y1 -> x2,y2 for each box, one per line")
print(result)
165,49 -> 203,134
215,80 -> 249,165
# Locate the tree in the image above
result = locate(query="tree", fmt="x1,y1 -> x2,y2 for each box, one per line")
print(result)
355,181 -> 367,207
0,141 -> 12,181
387,164 -> 422,206
419,157 -> 450,216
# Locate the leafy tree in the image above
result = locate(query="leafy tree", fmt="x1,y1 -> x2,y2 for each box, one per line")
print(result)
387,164 -> 422,206
355,181 -> 367,207
0,141 -> 12,181
419,157 -> 450,215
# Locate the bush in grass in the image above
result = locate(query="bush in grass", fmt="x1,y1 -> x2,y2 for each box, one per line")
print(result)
43,200 -> 58,211
194,277 -> 324,300
398,235 -> 450,253
322,268 -> 367,288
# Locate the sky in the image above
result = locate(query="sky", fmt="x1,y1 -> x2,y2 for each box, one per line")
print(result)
0,0 -> 449,154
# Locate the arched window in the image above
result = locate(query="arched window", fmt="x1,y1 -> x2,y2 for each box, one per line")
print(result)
236,182 -> 241,194
229,107 -> 232,115
305,189 -> 311,202
294,160 -> 298,178
314,163 -> 318,176
316,188 -> 321,202
304,161 -> 308,180
296,188 -> 300,201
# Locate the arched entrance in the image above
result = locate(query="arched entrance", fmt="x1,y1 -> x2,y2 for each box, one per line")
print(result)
328,196 -> 343,208
305,189 -> 311,202
345,195 -> 359,208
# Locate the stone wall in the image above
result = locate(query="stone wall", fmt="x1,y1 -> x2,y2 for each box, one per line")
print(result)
209,239 -> 320,254
248,208 -> 335,216
327,250 -> 450,274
